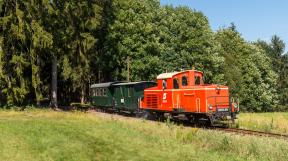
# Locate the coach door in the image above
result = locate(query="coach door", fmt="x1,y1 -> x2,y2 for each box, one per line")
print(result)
113,86 -> 123,108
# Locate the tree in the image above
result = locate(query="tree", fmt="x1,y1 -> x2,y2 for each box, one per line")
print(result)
156,6 -> 225,83
215,28 -> 278,111
0,0 -> 53,106
256,35 -> 288,110
103,0 -> 162,81
58,1 -> 105,103
104,1 -> 225,83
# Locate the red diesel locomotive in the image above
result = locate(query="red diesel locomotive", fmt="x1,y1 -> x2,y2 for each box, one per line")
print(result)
140,69 -> 239,125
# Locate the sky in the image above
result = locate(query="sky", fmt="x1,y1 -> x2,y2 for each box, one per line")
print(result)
160,0 -> 288,51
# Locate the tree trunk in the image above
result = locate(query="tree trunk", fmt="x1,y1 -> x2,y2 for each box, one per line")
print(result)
127,56 -> 130,82
36,55 -> 41,106
51,56 -> 58,108
80,86 -> 85,104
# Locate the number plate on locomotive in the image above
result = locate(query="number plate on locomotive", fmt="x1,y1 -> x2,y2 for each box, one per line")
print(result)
217,108 -> 229,112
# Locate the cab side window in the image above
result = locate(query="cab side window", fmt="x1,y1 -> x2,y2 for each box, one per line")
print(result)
162,79 -> 167,89
195,76 -> 201,85
173,78 -> 179,89
182,76 -> 188,86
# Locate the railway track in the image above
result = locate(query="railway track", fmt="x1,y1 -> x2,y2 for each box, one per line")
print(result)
212,127 -> 288,139
85,109 -> 288,140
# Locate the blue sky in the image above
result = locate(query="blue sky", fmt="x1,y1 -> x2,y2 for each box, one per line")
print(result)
160,0 -> 288,51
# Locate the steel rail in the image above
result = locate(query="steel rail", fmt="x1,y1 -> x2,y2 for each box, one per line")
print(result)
212,127 -> 288,139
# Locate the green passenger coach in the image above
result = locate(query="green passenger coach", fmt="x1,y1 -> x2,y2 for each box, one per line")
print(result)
90,82 -> 119,107
112,82 -> 157,111
90,81 -> 157,111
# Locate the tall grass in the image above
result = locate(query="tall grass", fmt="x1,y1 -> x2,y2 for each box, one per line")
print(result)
237,112 -> 288,134
0,109 -> 288,161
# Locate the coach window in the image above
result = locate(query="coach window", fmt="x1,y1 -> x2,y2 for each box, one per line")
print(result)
128,87 -> 131,97
100,88 -> 103,96
93,89 -> 97,96
182,76 -> 188,86
95,89 -> 98,96
173,78 -> 179,89
91,89 -> 94,96
103,88 -> 107,96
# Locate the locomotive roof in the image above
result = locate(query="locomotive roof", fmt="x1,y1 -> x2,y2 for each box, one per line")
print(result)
156,70 -> 203,79
112,81 -> 156,86
156,71 -> 181,79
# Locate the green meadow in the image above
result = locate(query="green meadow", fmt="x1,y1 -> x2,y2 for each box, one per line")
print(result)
0,109 -> 288,161
238,112 -> 288,134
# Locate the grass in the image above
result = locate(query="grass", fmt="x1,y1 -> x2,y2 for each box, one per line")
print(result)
237,112 -> 288,134
0,109 -> 288,161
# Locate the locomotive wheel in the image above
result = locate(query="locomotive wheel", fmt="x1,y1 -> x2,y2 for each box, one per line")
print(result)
142,110 -> 156,120
192,117 -> 211,127
155,113 -> 166,121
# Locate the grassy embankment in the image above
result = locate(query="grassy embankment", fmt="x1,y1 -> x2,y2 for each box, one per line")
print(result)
0,109 -> 288,161
237,112 -> 288,134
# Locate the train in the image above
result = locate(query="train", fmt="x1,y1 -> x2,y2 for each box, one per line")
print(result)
90,69 -> 239,125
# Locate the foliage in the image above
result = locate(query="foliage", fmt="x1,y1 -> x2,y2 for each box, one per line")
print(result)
0,0 -> 52,105
215,27 -> 278,111
0,0 -> 287,111
255,36 -> 288,109
103,0 -> 162,81
59,1 -> 104,103
156,6 -> 225,83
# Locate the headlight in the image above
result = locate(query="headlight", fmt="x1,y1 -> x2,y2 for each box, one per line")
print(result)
233,102 -> 239,112
208,104 -> 213,110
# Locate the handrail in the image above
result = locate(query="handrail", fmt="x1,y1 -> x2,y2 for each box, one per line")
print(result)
206,96 -> 231,112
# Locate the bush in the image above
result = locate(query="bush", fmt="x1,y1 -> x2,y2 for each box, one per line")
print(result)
70,103 -> 91,112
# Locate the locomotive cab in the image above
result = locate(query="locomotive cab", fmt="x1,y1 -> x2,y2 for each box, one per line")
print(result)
140,70 -> 239,125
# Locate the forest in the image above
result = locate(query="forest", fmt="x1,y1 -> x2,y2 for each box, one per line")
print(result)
0,0 -> 287,112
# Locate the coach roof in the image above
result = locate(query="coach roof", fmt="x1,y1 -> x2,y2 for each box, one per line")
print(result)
90,82 -> 122,88
112,81 -> 156,86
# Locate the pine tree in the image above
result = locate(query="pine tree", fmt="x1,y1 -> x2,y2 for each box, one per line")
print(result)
0,0 -> 30,105
60,1 -> 104,103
